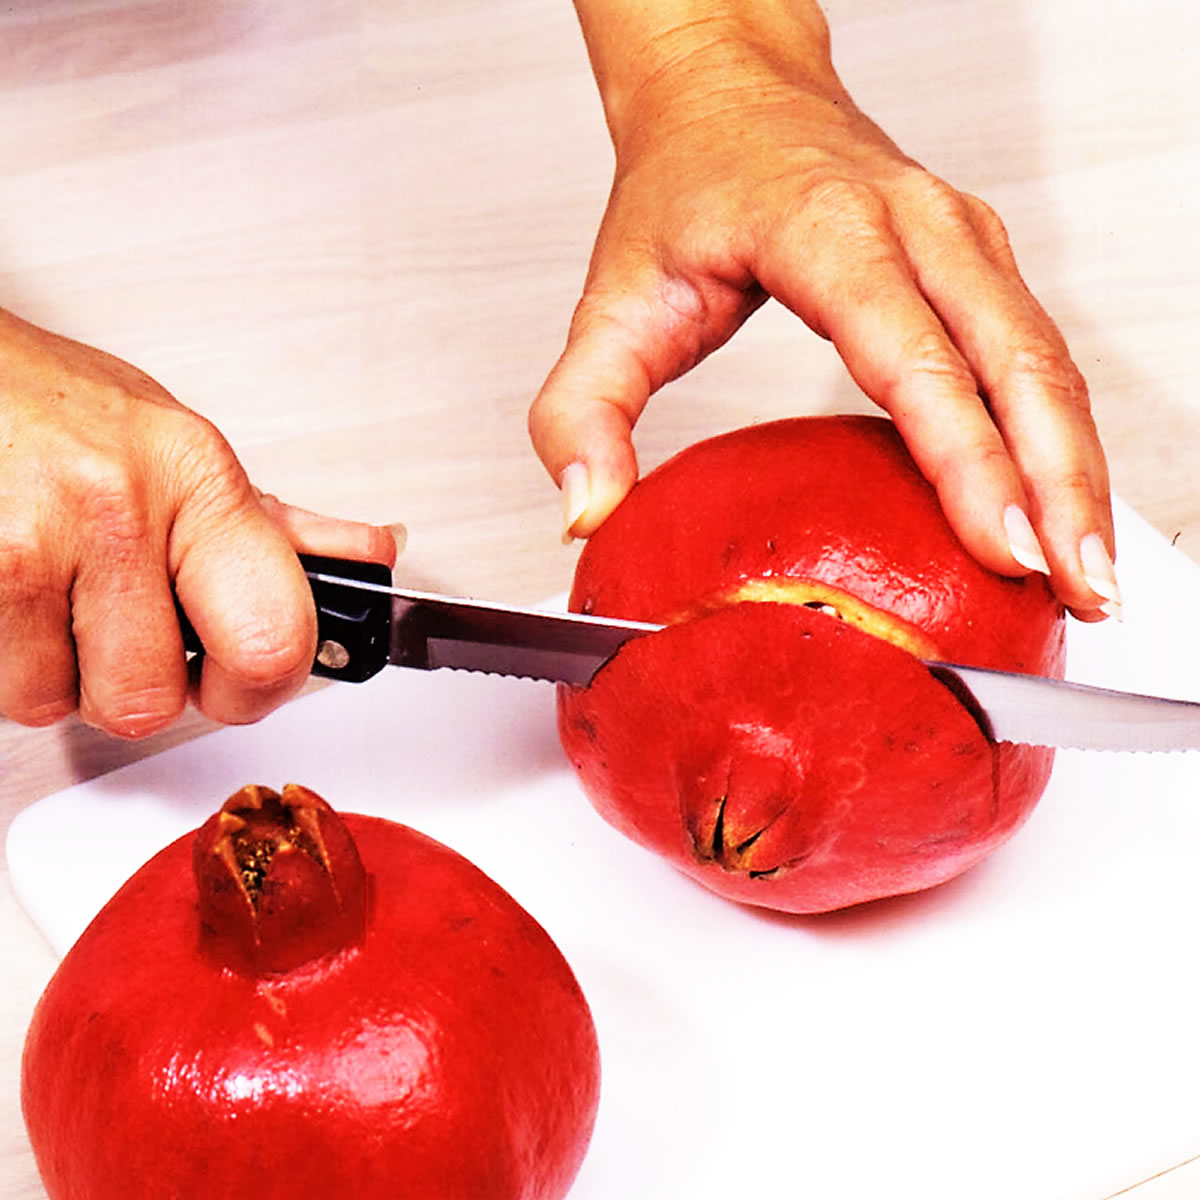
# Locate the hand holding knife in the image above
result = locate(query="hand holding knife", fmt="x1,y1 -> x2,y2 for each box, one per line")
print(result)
180,554 -> 1200,753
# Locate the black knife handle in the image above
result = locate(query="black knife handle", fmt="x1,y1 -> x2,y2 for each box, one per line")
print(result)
177,553 -> 393,684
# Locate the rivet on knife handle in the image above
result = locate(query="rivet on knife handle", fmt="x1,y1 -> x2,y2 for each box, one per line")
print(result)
176,554 -> 393,683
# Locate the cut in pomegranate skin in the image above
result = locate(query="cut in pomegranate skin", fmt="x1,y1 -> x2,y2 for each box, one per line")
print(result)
22,785 -> 600,1200
559,416 -> 1065,913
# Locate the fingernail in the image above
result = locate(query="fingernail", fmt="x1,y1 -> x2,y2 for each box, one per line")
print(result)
388,522 -> 408,557
1003,505 -> 1050,576
1080,532 -> 1123,621
560,462 -> 589,544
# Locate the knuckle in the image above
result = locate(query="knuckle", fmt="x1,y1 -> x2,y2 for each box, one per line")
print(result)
925,431 -> 1009,496
1052,466 -> 1100,501
0,526 -> 51,601
1007,341 -> 1091,412
175,405 -> 234,458
168,414 -> 254,515
961,192 -> 1012,251
903,326 -> 974,380
898,171 -> 1018,262
559,295 -> 666,401
78,474 -> 149,550
225,623 -> 314,690
799,176 -> 891,238
905,170 -> 965,212
882,327 -> 977,405
0,540 -> 77,726
907,172 -> 980,229
47,447 -> 151,555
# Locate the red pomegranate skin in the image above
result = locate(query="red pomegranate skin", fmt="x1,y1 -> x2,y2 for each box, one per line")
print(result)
569,415 -> 1064,674
563,603 -> 1053,912
21,787 -> 600,1200
559,415 -> 1065,913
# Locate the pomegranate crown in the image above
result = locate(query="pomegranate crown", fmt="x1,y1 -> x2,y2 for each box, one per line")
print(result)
192,783 -> 368,975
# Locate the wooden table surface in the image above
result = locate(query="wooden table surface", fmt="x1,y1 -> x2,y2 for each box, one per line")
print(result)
2,2 -> 1197,1196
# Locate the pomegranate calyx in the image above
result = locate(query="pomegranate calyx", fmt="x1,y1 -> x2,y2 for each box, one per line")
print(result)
679,729 -> 832,881
193,784 -> 368,976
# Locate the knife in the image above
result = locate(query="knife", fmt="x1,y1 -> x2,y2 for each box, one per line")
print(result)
180,554 -> 1200,753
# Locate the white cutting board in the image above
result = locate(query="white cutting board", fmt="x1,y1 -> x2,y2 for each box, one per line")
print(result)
9,497 -> 1200,1200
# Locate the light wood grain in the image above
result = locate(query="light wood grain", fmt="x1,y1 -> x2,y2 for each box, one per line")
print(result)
2,2 -> 1197,1195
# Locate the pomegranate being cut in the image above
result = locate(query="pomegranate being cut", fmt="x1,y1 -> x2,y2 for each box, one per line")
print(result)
21,784 -> 600,1200
559,415 -> 1065,913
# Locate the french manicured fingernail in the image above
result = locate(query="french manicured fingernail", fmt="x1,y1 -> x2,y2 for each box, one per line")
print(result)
1080,533 -> 1123,621
387,522 -> 408,556
560,462 -> 589,544
1003,505 -> 1050,575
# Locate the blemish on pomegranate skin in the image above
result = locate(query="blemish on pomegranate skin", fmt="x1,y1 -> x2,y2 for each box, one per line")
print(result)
261,990 -> 288,1019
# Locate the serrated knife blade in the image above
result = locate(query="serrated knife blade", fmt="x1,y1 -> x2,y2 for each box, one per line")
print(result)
180,554 -> 1200,753
925,662 -> 1200,752
382,584 -> 660,687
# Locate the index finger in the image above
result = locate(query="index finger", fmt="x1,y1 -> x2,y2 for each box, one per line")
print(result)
896,187 -> 1115,615
757,178 -> 1114,617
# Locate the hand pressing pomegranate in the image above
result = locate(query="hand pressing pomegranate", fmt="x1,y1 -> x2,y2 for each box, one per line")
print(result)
21,784 -> 600,1199
559,415 -> 1065,913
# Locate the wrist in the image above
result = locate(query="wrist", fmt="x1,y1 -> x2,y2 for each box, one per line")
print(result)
573,0 -> 843,150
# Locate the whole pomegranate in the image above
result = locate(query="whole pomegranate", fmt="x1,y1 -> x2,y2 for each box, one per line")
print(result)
559,415 -> 1065,913
21,784 -> 600,1199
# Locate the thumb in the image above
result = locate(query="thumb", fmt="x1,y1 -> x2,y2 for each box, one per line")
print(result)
531,267 -> 729,538
529,317 -> 651,540
171,500 -> 320,726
